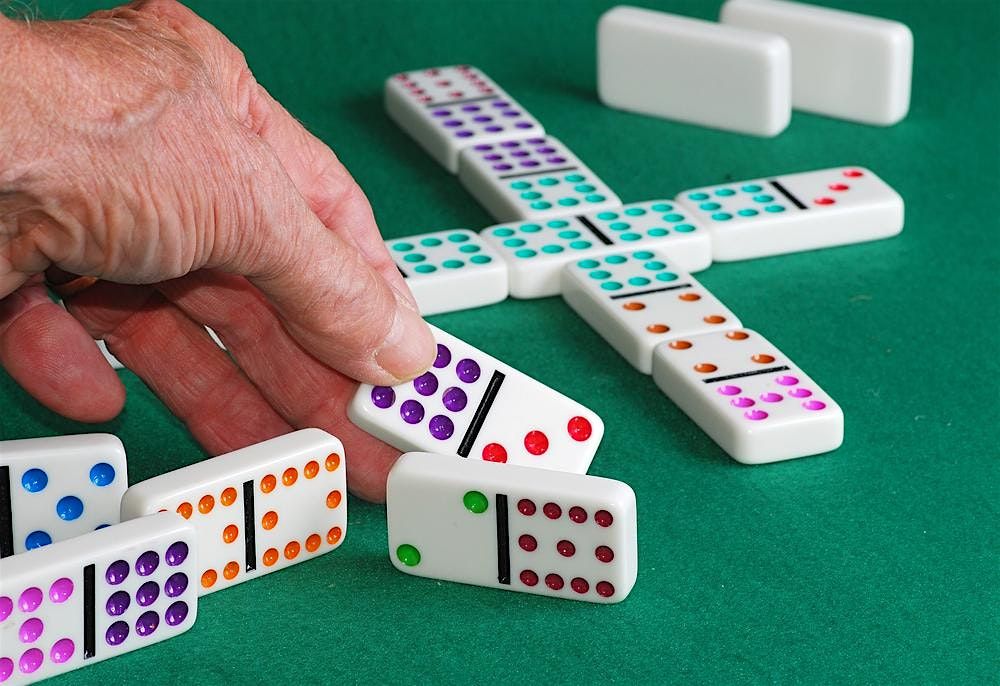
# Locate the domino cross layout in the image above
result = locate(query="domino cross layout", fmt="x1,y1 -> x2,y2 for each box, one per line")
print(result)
386,452 -> 638,603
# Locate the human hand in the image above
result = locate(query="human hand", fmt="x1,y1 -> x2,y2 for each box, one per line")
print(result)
0,0 -> 435,501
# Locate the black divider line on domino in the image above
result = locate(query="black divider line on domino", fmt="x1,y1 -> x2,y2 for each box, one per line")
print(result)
83,563 -> 96,658
499,166 -> 580,180
609,283 -> 693,300
577,216 -> 614,245
0,466 -> 13,558
457,371 -> 505,457
243,480 -> 257,572
769,180 -> 807,210
495,493 -> 511,585
426,94 -> 501,108
703,365 -> 791,384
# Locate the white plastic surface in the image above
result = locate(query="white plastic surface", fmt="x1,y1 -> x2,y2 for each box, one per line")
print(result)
457,135 -> 621,222
0,434 -> 127,557
348,325 -> 604,474
651,328 -> 843,463
675,166 -> 904,261
385,65 -> 545,173
120,429 -> 346,595
597,6 -> 791,136
386,452 -> 637,603
386,229 -> 509,315
561,249 -> 741,374
721,0 -> 912,125
0,512 -> 198,684
480,199 -> 712,299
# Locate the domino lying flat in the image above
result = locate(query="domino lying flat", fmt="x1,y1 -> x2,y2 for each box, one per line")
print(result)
457,136 -> 621,222
561,249 -> 741,374
721,0 -> 912,125
348,325 -> 604,474
481,199 -> 712,298
386,65 -> 545,173
387,229 -> 508,315
0,434 -> 127,557
387,453 -> 637,603
0,513 -> 197,684
597,6 -> 791,136
675,166 -> 904,261
651,329 -> 843,463
120,429 -> 346,595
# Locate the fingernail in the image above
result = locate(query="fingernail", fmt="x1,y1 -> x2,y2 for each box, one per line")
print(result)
374,297 -> 435,381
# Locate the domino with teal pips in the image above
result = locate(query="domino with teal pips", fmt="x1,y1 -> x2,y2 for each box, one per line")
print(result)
561,248 -> 740,373
387,229 -> 508,315
675,166 -> 903,261
387,452 -> 637,603
481,199 -> 711,298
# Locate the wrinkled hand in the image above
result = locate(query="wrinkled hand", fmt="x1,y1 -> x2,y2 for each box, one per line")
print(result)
0,0 -> 435,501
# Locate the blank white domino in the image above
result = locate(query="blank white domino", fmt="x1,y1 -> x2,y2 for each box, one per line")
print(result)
561,249 -> 740,374
0,513 -> 198,684
0,434 -> 127,558
651,329 -> 843,463
675,166 -> 904,261
457,135 -> 621,222
597,6 -> 791,136
348,325 -> 604,474
721,0 -> 912,125
386,229 -> 508,315
481,199 -> 712,299
385,65 -> 545,173
120,429 -> 346,595
386,452 -> 637,603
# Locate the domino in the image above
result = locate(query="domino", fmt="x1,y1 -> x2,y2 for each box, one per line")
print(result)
481,199 -> 711,299
457,136 -> 621,222
721,0 -> 912,125
348,324 -> 604,474
561,248 -> 741,374
120,429 -> 346,595
386,452 -> 637,603
387,229 -> 509,315
675,166 -> 904,260
651,328 -> 843,463
0,434 -> 127,558
597,6 -> 791,136
385,65 -> 545,173
0,512 -> 197,684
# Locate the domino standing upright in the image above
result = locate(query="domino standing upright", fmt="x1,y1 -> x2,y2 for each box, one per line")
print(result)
561,248 -> 740,373
386,65 -> 545,173
721,0 -> 912,125
651,328 -> 843,463
386,452 -> 637,603
120,429 -> 346,595
481,199 -> 712,298
348,325 -> 604,474
457,136 -> 621,222
0,434 -> 127,558
675,166 -> 904,261
0,513 -> 198,684
386,229 -> 508,315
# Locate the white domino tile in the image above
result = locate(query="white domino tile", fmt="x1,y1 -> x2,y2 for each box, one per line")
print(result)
120,429 -> 346,595
386,229 -> 508,315
348,325 -> 604,474
675,166 -> 903,261
480,199 -> 712,299
597,5 -> 791,136
561,248 -> 740,374
0,434 -> 127,558
651,328 -> 843,463
457,136 -> 621,222
386,452 -> 637,603
721,0 -> 912,125
385,65 -> 545,173
0,513 -> 198,684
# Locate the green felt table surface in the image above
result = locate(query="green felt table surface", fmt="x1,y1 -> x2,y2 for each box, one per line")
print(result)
4,0 -> 999,683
